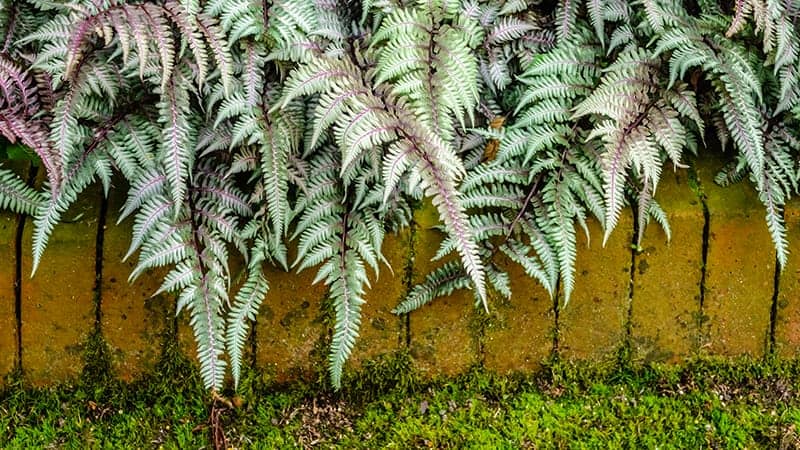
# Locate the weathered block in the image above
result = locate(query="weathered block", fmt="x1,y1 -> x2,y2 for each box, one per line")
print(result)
484,254 -> 554,374
176,313 -> 198,372
21,189 -> 98,385
1,162 -> 33,383
631,170 -> 703,362
255,258 -> 327,383
558,215 -> 631,361
775,200 -> 800,357
408,203 -> 479,377
697,157 -> 773,357
102,186 -> 170,381
349,228 -> 409,368
0,210 -> 17,381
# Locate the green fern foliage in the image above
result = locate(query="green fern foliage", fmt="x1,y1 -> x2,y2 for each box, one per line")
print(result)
0,165 -> 42,215
1,0 -> 799,392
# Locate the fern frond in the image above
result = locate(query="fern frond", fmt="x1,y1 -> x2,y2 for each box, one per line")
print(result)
31,164 -> 95,274
226,264 -> 269,388
324,244 -> 367,389
159,69 -> 196,213
0,165 -> 43,215
555,0 -> 579,43
393,260 -> 471,314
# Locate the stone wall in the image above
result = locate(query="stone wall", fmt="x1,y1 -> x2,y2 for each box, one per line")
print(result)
2,156 -> 798,387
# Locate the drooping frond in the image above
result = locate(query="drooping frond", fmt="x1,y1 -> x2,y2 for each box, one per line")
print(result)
0,56 -> 62,193
129,158 -> 247,391
277,47 -> 487,307
0,165 -> 43,215
751,117 -> 799,268
226,262 -> 269,388
393,260 -> 471,314
574,47 -> 695,245
372,4 -> 481,139
654,6 -> 764,186
159,68 -> 197,213
292,151 -> 382,389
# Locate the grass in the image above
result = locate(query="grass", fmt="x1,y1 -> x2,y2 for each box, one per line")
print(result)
2,355 -> 800,448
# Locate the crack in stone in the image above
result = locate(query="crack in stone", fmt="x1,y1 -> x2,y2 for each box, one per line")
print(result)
688,163 -> 710,350
552,279 -> 562,360
621,201 -> 639,364
402,218 -> 417,349
93,194 -> 109,331
769,253 -> 781,355
13,164 -> 37,372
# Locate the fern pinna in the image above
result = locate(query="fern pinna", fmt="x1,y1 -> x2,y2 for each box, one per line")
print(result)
0,0 -> 799,391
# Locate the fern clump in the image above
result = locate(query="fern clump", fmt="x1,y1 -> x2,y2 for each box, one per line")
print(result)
0,0 -> 798,391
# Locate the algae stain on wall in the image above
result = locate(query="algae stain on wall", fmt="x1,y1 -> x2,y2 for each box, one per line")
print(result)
349,227 -> 410,368
483,253 -> 554,374
255,246 -> 328,383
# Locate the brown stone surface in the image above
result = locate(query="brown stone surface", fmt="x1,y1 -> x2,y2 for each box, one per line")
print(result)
255,256 -> 327,383
2,164 -> 794,385
775,200 -> 800,357
408,203 -> 479,376
631,170 -> 703,362
1,162 -> 34,383
349,229 -> 409,368
696,157 -> 773,357
484,254 -> 554,374
21,190 -> 98,385
177,313 -> 198,366
558,215 -> 632,361
0,210 -> 17,380
102,185 -> 170,381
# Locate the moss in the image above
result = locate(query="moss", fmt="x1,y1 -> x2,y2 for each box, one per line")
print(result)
340,350 -> 420,403
3,357 -> 800,448
80,330 -> 113,388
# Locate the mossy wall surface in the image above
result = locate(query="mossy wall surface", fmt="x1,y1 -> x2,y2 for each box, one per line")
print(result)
0,161 -> 793,386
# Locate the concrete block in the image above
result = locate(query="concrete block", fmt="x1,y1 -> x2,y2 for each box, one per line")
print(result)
21,188 -> 98,385
696,157 -> 773,357
349,228 -> 409,368
255,257 -> 327,383
101,184 -> 170,381
408,203 -> 479,377
484,253 -> 554,374
559,215 -> 631,361
775,200 -> 800,357
631,170 -> 703,362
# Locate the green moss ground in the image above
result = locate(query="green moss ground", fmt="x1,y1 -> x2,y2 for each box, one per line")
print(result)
3,354 -> 800,448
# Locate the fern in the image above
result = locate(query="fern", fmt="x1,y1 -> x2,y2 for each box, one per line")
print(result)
291,151 -> 385,389
573,47 -> 696,245
226,260 -> 269,388
0,165 -> 43,215
275,23 -> 488,307
2,0 -> 800,393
